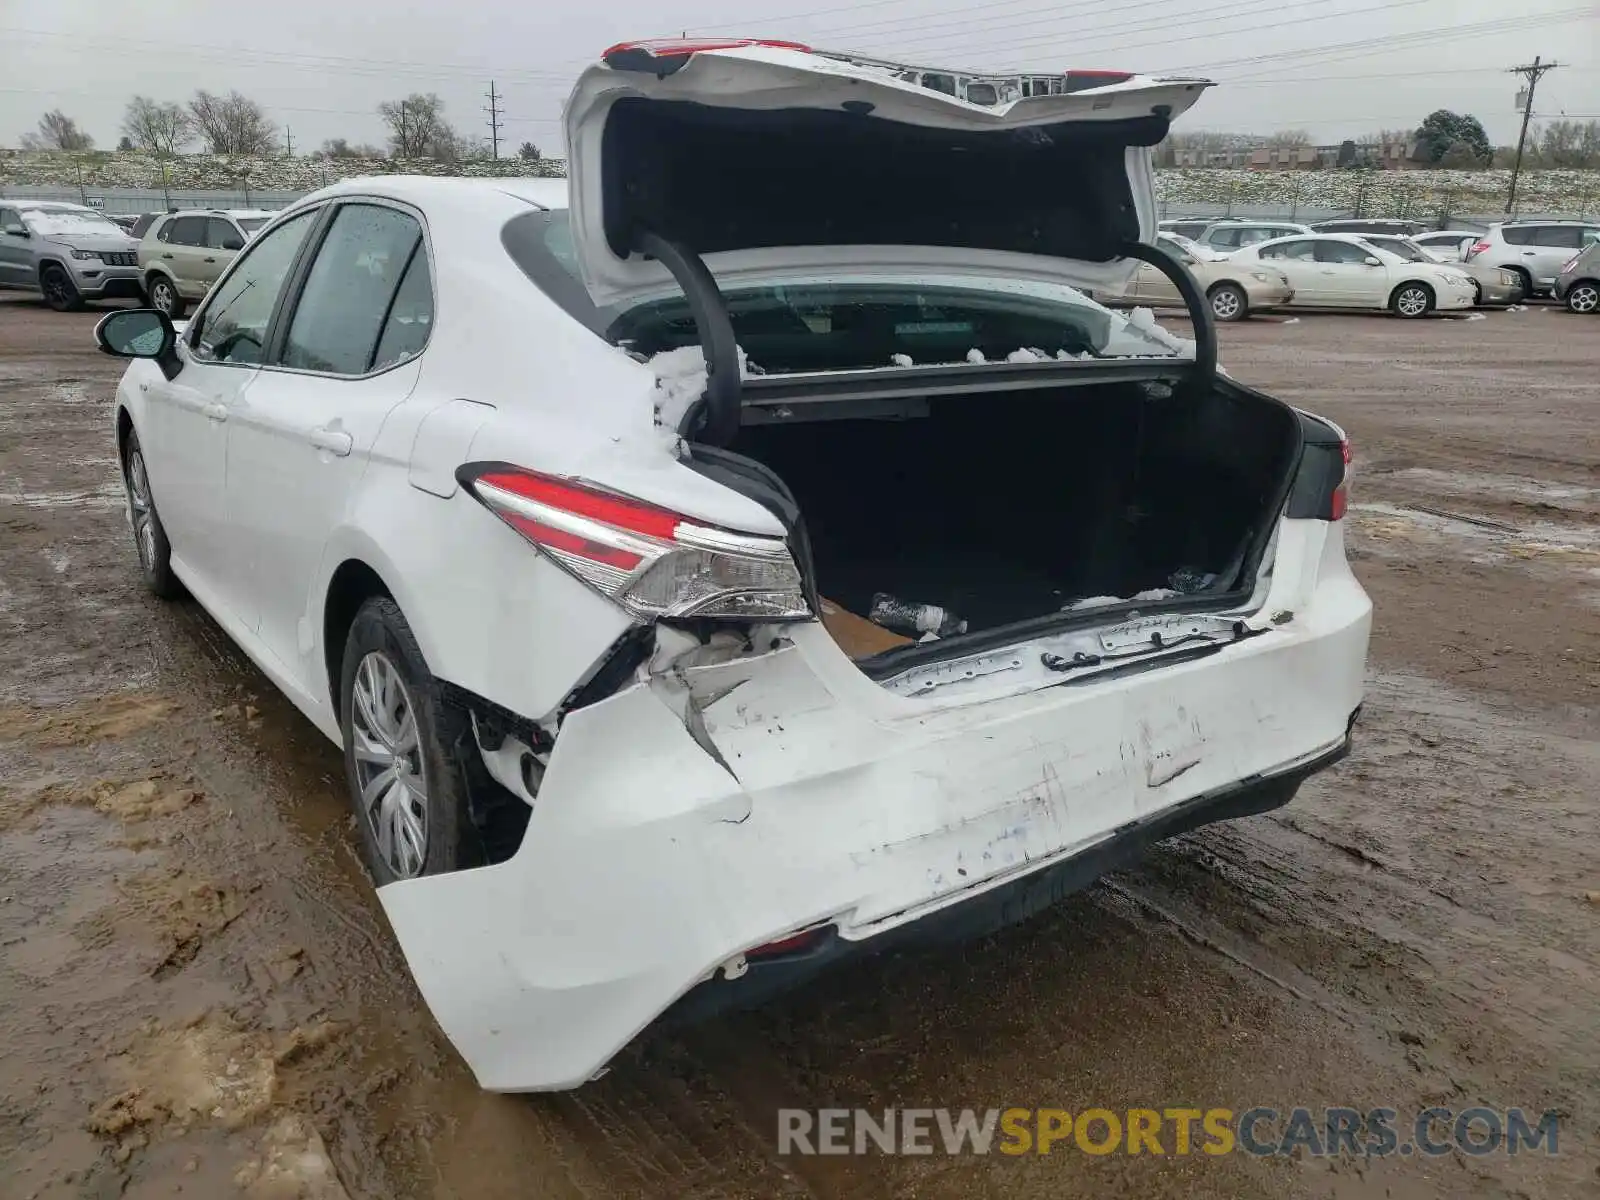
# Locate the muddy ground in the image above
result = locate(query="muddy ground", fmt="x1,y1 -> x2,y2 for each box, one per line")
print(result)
1,292 -> 1596,1199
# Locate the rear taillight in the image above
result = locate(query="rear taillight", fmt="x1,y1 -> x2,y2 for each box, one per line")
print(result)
460,463 -> 811,622
745,924 -> 832,960
1468,240 -> 1491,258
602,38 -> 810,74
1330,438 -> 1351,522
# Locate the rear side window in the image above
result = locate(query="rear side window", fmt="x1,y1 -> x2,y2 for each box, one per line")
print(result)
1501,226 -> 1533,246
1206,227 -> 1241,248
190,209 -> 317,365
1532,225 -> 1582,248
168,215 -> 206,246
1259,239 -> 1315,261
279,203 -> 427,376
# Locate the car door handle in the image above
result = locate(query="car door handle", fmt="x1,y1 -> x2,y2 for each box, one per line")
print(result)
161,252 -> 174,259
308,426 -> 353,457
203,256 -> 216,263
202,402 -> 228,422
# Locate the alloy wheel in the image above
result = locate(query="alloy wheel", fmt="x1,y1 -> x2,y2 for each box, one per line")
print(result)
1211,288 -> 1242,320
42,269 -> 72,309
1396,287 -> 1429,317
127,450 -> 157,571
150,279 -> 176,316
1570,283 -> 1599,314
350,651 -> 429,878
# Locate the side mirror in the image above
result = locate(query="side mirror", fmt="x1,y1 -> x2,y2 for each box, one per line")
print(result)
95,308 -> 181,380
3,226 -> 29,238
221,237 -> 244,251
1364,256 -> 1382,266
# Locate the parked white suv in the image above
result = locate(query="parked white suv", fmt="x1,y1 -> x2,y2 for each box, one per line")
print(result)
94,40 -> 1369,1092
1466,221 -> 1600,295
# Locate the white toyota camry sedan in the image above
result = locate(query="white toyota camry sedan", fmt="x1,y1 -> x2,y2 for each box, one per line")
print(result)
96,39 -> 1370,1091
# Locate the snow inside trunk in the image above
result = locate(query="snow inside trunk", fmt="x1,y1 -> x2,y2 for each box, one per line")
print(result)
727,378 -> 1301,649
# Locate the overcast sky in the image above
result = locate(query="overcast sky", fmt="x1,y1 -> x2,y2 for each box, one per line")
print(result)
2,0 -> 1596,153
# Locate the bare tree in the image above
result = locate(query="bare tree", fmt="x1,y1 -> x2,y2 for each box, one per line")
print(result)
1266,129 -> 1312,148
19,110 -> 94,151
188,90 -> 278,155
379,93 -> 458,159
318,137 -> 386,159
121,96 -> 193,155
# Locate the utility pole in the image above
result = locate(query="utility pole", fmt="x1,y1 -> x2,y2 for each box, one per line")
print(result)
1506,56 -> 1560,215
284,125 -> 294,156
484,81 -> 504,159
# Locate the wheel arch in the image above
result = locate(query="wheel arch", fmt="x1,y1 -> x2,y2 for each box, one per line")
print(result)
322,556 -> 397,712
35,255 -> 71,285
1389,278 -> 1436,305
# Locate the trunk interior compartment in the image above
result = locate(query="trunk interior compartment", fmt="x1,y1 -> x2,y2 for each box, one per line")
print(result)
725,378 -> 1300,657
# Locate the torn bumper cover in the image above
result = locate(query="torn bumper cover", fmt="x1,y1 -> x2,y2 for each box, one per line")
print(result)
378,575 -> 1369,1092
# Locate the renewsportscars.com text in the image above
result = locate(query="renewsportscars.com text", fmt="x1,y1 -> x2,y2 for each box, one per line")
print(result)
777,1107 -> 1561,1158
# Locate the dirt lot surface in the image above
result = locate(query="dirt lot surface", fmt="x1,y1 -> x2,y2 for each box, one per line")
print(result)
1,293 -> 1596,1199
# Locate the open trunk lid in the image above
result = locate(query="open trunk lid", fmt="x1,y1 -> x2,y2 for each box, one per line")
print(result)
563,41 -> 1211,307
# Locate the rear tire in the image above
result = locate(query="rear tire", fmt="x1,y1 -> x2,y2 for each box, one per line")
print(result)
40,264 -> 83,312
339,597 -> 474,885
121,429 -> 183,599
1208,282 -> 1248,322
1566,281 -> 1600,314
1390,282 -> 1434,319
146,274 -> 185,319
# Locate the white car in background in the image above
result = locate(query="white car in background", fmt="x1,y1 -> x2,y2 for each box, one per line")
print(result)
1411,230 -> 1483,263
94,39 -> 1368,1092
1231,232 -> 1476,317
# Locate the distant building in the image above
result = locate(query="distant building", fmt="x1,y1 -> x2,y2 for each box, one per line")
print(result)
1247,138 -> 1425,170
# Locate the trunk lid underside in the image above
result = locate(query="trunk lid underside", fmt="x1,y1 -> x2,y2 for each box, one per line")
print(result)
564,44 -> 1211,304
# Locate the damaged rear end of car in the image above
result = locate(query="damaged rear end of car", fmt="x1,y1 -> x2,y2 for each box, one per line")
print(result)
375,40 -> 1371,1092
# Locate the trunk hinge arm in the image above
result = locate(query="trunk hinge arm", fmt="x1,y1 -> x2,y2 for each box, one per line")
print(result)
1117,239 -> 1219,388
632,229 -> 742,447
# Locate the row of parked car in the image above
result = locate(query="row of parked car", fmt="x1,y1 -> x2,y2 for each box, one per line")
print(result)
1129,215 -> 1600,321
0,201 -> 274,314
5,198 -> 1600,322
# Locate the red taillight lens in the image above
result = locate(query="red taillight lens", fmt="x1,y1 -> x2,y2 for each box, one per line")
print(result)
746,925 -> 832,960
602,38 -> 811,72
1468,240 -> 1491,258
461,464 -> 812,622
1330,438 -> 1352,521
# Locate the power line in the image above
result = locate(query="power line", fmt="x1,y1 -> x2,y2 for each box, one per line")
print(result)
484,80 -> 504,160
1508,56 -> 1561,214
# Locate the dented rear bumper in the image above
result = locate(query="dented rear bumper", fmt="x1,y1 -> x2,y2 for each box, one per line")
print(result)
378,563 -> 1370,1092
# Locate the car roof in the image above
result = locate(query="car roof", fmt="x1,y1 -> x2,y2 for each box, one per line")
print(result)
14,201 -> 95,212
282,175 -> 569,213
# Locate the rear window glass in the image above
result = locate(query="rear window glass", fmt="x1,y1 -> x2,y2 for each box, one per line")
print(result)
501,210 -> 1181,371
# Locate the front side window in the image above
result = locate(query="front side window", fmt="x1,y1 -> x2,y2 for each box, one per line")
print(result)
205,217 -> 244,251
189,209 -> 317,365
0,208 -> 23,234
278,203 -> 426,376
1316,240 -> 1374,265
1368,238 -> 1427,263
